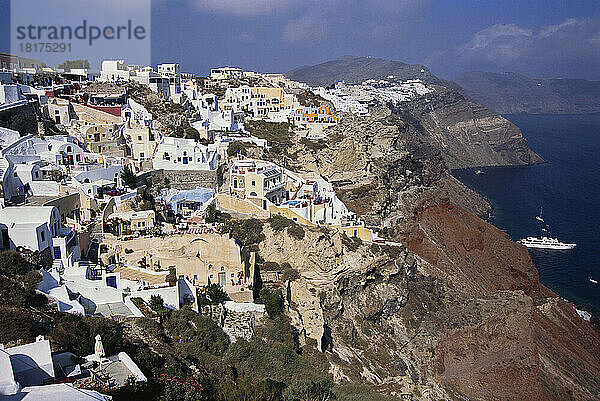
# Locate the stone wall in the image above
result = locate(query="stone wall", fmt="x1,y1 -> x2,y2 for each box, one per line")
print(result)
138,169 -> 217,190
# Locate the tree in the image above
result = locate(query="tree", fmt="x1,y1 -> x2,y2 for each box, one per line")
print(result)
257,288 -> 283,318
121,165 -> 138,189
57,59 -> 90,71
149,294 -> 164,312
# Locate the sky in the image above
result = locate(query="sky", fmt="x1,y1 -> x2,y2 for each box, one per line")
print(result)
1,0 -> 600,80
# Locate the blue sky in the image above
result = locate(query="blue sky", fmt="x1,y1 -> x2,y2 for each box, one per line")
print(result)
1,0 -> 600,80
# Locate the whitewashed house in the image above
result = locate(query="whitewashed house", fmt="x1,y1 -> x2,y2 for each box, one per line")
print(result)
153,137 -> 218,171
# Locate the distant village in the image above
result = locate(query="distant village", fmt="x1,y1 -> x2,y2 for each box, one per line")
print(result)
0,52 -> 434,399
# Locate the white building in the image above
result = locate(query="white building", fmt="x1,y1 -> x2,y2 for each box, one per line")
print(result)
0,205 -> 62,252
157,63 -> 181,95
99,60 -> 130,82
153,137 -> 218,171
210,66 -> 244,80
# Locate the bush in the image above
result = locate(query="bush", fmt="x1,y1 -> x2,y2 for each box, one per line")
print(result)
283,380 -> 336,401
216,377 -> 284,401
0,307 -> 36,343
149,294 -> 164,312
124,248 -> 134,254
341,233 -> 362,252
287,224 -> 305,240
121,165 -> 138,189
0,275 -> 45,308
282,267 -> 300,282
333,383 -> 401,401
198,283 -> 229,306
164,308 -> 230,356
50,315 -> 123,356
136,318 -> 164,340
229,219 -> 265,249
0,251 -> 31,276
269,215 -> 305,240
269,215 -> 293,232
261,261 -> 281,271
23,270 -> 43,293
257,288 -> 283,318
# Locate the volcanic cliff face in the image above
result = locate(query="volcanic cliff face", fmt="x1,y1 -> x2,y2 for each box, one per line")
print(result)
258,203 -> 600,400
390,87 -> 544,169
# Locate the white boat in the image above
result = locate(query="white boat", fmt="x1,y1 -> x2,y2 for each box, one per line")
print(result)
518,236 -> 576,250
475,170 -> 484,175
591,279 -> 598,284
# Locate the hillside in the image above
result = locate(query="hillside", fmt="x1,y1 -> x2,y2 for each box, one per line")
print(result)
286,56 -> 543,169
287,55 -> 453,88
455,71 -> 600,114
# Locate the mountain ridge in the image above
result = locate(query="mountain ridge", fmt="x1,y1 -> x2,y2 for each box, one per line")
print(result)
455,71 -> 600,114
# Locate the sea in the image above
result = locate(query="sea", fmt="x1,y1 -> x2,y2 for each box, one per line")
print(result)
453,113 -> 600,319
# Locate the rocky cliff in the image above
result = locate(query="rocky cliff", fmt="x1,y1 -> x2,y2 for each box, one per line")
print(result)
244,96 -> 598,399
285,56 -> 543,169
257,203 -> 600,400
455,71 -> 600,115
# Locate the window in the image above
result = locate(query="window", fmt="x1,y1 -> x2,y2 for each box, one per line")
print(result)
140,152 -> 144,158
251,180 -> 256,186
76,154 -> 81,162
40,231 -> 45,242
66,146 -> 72,153
138,135 -> 142,140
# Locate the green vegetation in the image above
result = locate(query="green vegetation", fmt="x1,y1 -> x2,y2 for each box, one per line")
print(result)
299,137 -> 328,152
245,120 -> 291,145
227,140 -> 258,157
198,283 -> 229,306
268,215 -> 305,240
50,314 -> 123,356
149,294 -> 164,312
225,218 -> 265,249
204,203 -> 231,224
0,251 -> 47,343
256,288 -> 283,318
57,59 -> 90,71
0,250 -> 32,276
341,233 -> 362,252
121,165 -> 138,189
136,318 -> 164,340
281,267 -> 300,282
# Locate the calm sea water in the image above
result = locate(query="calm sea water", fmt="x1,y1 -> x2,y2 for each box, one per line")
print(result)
453,113 -> 600,318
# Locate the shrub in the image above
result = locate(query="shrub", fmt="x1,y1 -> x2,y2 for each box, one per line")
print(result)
121,165 -> 138,189
229,219 -> 265,249
282,267 -> 300,282
341,233 -> 362,252
0,251 -> 31,276
283,380 -> 336,401
164,308 -> 230,356
124,248 -> 134,254
216,377 -> 284,401
50,315 -> 123,356
287,224 -> 305,240
269,215 -> 293,232
198,283 -> 229,306
149,294 -> 164,312
136,318 -> 164,340
261,261 -> 281,271
257,288 -> 283,318
0,307 -> 36,343
22,270 -> 42,292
